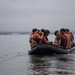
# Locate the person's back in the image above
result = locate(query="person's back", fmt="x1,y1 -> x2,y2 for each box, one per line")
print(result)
45,29 -> 50,41
54,29 -> 67,48
64,28 -> 71,48
41,29 -> 53,45
60,28 -> 67,48
29,28 -> 41,49
70,32 -> 74,46
54,30 -> 61,46
60,34 -> 67,48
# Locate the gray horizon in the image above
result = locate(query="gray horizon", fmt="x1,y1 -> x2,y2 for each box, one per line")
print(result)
0,0 -> 75,32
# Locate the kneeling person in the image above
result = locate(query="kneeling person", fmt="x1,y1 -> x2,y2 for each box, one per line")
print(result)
29,28 -> 44,49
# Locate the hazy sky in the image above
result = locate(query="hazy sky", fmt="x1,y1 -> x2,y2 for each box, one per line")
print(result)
0,0 -> 75,31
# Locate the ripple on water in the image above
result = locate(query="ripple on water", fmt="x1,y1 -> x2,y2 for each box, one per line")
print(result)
27,54 -> 75,75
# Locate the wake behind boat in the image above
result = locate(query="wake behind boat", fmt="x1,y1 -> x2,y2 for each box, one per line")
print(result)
28,44 -> 75,55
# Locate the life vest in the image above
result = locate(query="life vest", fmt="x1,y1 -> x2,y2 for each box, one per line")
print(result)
60,34 -> 67,48
29,33 -> 41,44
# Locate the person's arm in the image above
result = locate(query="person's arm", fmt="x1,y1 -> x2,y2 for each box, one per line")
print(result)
58,39 -> 61,46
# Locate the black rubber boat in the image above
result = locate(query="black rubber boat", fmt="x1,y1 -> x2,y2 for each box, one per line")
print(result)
28,44 -> 75,55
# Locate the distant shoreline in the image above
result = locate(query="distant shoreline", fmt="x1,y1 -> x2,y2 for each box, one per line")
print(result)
0,31 -> 75,35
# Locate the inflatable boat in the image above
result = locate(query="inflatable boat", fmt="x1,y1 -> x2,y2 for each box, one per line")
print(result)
28,44 -> 75,55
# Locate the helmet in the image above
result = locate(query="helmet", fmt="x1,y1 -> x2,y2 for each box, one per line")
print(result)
60,28 -> 66,32
54,30 -> 59,35
46,29 -> 50,34
41,29 -> 46,33
32,28 -> 38,33
65,28 -> 70,32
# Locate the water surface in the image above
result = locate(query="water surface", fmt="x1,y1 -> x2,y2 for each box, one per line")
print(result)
0,34 -> 75,75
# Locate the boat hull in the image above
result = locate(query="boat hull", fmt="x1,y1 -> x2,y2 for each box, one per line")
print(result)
28,44 -> 75,55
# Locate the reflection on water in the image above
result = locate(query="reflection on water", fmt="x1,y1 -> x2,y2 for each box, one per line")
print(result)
27,54 -> 75,75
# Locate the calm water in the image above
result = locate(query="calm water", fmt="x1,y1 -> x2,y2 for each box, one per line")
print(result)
0,34 -> 75,75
